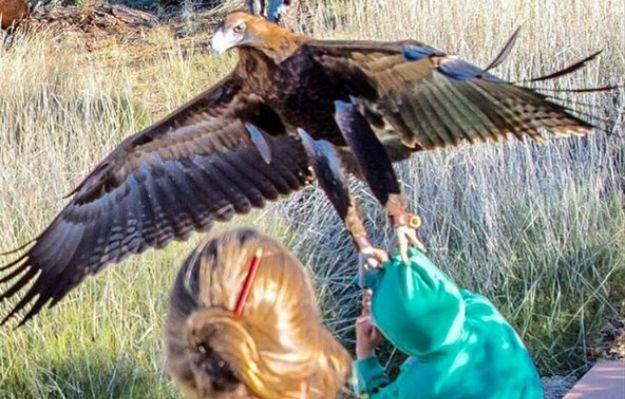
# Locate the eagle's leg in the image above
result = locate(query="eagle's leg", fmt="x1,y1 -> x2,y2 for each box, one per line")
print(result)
333,100 -> 426,260
298,129 -> 389,269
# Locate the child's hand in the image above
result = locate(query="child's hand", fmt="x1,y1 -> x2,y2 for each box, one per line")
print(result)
356,290 -> 381,359
362,289 -> 373,316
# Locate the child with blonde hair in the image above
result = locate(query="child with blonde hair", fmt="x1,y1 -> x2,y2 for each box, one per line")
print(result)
165,228 -> 351,399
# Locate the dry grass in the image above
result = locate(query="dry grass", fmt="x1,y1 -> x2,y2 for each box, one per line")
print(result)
0,0 -> 624,397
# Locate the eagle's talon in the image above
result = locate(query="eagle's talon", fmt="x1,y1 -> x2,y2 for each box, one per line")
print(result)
359,245 -> 389,269
354,236 -> 389,269
392,211 -> 422,230
396,225 -> 426,261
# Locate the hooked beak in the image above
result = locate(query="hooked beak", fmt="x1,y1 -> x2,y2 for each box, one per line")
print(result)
210,29 -> 238,56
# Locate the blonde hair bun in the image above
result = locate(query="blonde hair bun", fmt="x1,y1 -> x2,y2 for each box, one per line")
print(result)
166,229 -> 351,399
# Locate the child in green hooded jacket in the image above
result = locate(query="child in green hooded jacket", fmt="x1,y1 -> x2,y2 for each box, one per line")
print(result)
353,248 -> 544,399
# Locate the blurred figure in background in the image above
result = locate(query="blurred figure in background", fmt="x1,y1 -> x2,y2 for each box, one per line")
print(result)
166,228 -> 350,399
248,0 -> 290,22
354,248 -> 544,398
248,0 -> 301,30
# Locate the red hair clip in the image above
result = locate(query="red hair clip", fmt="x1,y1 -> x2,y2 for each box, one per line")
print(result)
233,248 -> 264,317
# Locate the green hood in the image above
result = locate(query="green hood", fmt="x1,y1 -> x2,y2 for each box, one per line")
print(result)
368,248 -> 466,357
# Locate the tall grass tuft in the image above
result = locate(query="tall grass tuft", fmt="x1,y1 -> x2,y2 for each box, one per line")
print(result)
0,0 -> 624,397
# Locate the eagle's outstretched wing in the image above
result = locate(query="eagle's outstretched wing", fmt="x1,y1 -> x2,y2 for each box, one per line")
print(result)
0,75 -> 311,326
302,38 -> 597,152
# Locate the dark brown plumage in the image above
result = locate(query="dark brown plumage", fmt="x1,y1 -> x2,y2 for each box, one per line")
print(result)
0,11 -> 604,326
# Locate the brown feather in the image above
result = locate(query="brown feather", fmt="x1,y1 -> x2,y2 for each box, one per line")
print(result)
303,40 -> 595,150
0,67 -> 312,326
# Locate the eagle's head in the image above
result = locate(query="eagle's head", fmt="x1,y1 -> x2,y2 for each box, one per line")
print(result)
210,11 -> 303,62
211,12 -> 265,56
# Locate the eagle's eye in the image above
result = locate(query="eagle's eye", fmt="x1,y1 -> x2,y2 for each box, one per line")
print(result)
233,22 -> 246,34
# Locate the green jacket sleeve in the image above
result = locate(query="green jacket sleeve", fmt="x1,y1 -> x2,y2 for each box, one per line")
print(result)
352,356 -> 391,397
353,356 -> 425,398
